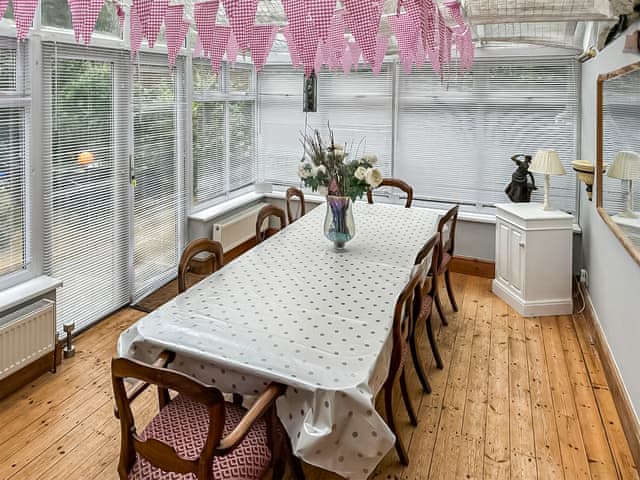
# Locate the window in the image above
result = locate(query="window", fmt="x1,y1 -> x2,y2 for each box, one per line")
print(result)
192,62 -> 256,205
0,38 -> 29,278
41,0 -> 121,37
396,57 -> 579,212
259,66 -> 393,185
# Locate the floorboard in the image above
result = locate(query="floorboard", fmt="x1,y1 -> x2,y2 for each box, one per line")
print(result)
0,274 -> 637,479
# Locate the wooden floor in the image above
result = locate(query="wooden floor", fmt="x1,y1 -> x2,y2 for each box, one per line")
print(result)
0,273 -> 638,480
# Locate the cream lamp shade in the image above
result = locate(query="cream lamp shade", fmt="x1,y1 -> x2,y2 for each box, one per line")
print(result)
607,151 -> 640,180
608,151 -> 640,218
529,149 -> 566,211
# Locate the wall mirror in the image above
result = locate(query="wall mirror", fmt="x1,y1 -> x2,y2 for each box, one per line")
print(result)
597,61 -> 640,266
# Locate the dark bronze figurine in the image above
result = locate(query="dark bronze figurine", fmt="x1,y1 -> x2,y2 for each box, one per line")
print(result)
505,154 -> 537,203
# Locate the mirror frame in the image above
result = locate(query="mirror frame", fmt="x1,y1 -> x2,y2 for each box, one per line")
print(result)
596,60 -> 640,267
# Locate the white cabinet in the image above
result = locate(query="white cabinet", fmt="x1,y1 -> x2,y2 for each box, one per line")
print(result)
492,203 -> 573,317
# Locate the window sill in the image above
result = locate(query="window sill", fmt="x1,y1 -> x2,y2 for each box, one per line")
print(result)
189,192 -> 264,223
0,276 -> 62,314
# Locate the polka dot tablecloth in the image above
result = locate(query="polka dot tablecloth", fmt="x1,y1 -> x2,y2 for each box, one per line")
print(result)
118,202 -> 439,479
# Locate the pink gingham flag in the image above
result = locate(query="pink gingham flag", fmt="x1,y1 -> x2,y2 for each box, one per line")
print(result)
372,34 -> 388,75
226,32 -> 239,64
314,41 -> 324,73
307,0 -> 335,42
281,0 -> 305,60
342,0 -> 384,66
210,25 -> 231,73
130,3 -> 144,57
68,0 -> 104,45
342,40 -> 353,75
194,36 -> 204,58
0,0 -> 8,20
249,25 -> 277,72
389,13 -> 419,73
132,0 -> 153,39
13,0 -> 39,40
221,0 -> 258,51
116,2 -> 125,30
348,40 -> 361,66
165,4 -> 190,68
194,0 -> 219,57
326,14 -> 345,68
68,0 -> 85,43
282,26 -> 300,69
146,0 -> 169,48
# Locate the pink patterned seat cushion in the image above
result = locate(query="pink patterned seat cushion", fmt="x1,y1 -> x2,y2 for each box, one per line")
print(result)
128,395 -> 273,480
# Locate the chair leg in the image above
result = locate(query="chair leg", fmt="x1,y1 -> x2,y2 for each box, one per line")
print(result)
232,393 -> 243,406
426,311 -> 443,370
434,289 -> 448,326
409,328 -> 431,394
385,381 -> 410,466
281,434 -> 305,480
399,369 -> 418,426
444,270 -> 458,312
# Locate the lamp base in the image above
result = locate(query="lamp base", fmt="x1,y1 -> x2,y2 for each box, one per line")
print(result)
617,209 -> 639,219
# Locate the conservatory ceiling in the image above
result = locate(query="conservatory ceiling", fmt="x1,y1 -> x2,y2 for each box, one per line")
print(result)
249,0 -> 639,53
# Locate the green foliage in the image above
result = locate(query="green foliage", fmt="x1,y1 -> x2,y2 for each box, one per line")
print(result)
42,0 -> 120,36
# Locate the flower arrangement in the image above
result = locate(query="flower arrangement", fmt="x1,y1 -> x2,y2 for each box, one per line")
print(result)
297,127 -> 383,201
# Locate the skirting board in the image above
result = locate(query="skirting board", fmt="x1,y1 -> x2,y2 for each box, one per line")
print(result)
492,279 -> 573,317
580,288 -> 640,470
0,350 -> 56,401
450,256 -> 495,279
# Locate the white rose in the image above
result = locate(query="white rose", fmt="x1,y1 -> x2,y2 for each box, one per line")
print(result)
317,165 -> 327,175
365,167 -> 383,188
310,165 -> 319,177
363,154 -> 378,165
298,163 -> 312,179
354,166 -> 367,181
318,186 -> 328,196
334,144 -> 344,152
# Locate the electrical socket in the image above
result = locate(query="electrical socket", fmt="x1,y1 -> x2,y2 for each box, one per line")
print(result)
579,268 -> 589,287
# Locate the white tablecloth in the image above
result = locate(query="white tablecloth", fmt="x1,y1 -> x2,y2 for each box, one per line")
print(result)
118,202 -> 438,479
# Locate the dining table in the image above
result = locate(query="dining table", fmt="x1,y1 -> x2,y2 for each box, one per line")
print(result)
118,201 -> 440,479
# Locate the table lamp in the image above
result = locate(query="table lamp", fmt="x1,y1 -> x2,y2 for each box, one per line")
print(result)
529,149 -> 566,211
607,150 -> 640,218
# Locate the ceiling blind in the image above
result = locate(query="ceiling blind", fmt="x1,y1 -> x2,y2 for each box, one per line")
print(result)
133,58 -> 184,301
259,65 -> 393,186
0,38 -> 28,278
42,43 -> 131,332
396,57 -> 579,212
192,63 -> 256,205
601,71 -> 640,214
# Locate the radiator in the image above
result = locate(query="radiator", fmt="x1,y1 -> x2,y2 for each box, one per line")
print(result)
0,299 -> 56,381
213,202 -> 269,251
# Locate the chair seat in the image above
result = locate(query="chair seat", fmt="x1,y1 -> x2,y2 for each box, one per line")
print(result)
129,395 -> 273,480
437,253 -> 452,275
417,296 -> 434,323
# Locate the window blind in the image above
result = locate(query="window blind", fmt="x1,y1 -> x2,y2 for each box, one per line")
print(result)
601,72 -> 640,215
133,57 -> 184,301
42,43 -> 131,332
396,57 -> 579,212
259,65 -> 393,186
192,63 -> 256,205
0,38 -> 29,278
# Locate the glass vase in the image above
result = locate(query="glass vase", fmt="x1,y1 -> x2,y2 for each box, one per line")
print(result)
324,195 -> 356,250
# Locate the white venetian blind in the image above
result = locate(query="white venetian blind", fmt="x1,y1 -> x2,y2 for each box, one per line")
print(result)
259,65 -> 393,185
0,38 -> 29,277
396,57 -> 579,212
601,70 -> 640,214
132,57 -> 184,301
42,43 -> 131,332
228,66 -> 256,191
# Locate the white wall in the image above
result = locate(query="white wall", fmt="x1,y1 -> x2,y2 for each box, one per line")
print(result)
580,22 -> 640,420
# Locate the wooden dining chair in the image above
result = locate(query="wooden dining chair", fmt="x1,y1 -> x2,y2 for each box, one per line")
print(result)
366,178 -> 414,208
255,205 -> 287,244
111,355 -> 290,480
380,260 -> 426,466
178,239 -> 224,294
285,187 -> 306,224
434,206 -> 460,324
410,233 -> 444,395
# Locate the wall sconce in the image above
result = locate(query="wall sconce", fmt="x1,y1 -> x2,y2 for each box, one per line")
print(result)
624,30 -> 640,54
572,160 -> 607,201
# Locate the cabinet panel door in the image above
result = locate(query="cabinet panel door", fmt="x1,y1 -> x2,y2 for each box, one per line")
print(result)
496,221 -> 511,284
508,228 -> 525,294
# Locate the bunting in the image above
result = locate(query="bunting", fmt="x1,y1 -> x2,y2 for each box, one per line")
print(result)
307,0 -> 335,42
372,34 -> 388,75
226,32 -> 239,64
389,13 -> 419,74
68,0 -> 105,45
132,0 -> 153,40
249,25 -> 277,72
146,0 -> 169,48
194,0 -> 219,58
282,26 -> 300,69
14,0 -> 39,40
210,25 -> 231,73
165,4 -> 190,68
0,0 -> 8,21
221,0 -> 258,51
129,3 -> 144,57
342,0 -> 384,66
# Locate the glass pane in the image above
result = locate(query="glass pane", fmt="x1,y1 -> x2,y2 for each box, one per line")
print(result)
229,100 -> 255,190
42,0 -> 120,36
193,101 -> 225,202
229,67 -> 252,93
0,108 -> 25,276
192,63 -> 219,96
0,48 -> 16,91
